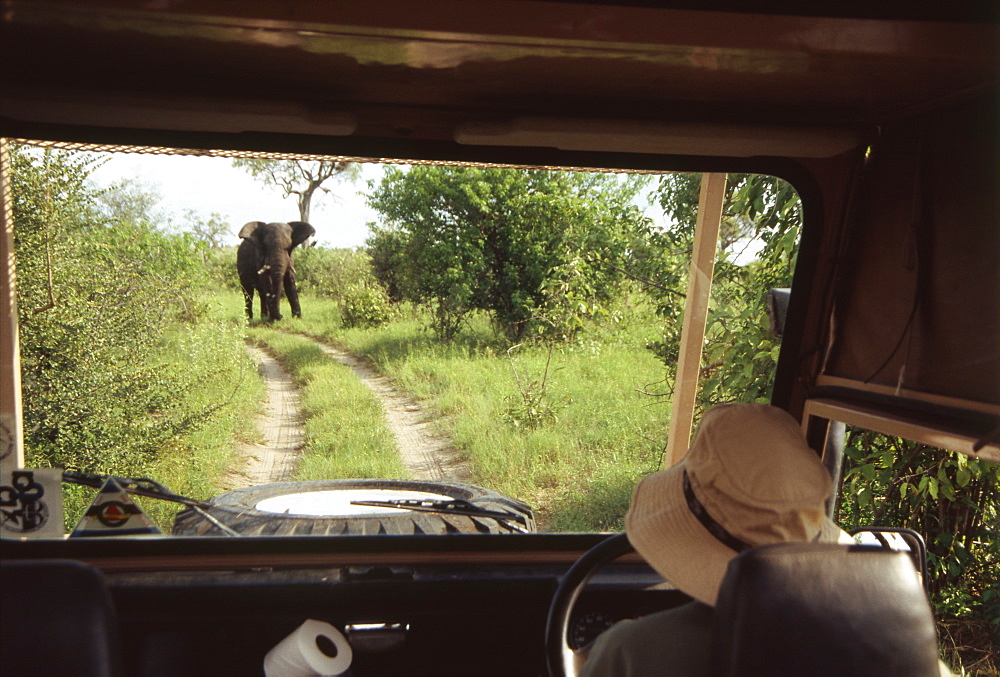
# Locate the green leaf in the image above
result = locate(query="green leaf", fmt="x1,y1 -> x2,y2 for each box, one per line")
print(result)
858,486 -> 872,508
927,478 -> 939,500
955,466 -> 971,487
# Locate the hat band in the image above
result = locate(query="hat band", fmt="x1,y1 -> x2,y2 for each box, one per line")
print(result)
683,469 -> 751,553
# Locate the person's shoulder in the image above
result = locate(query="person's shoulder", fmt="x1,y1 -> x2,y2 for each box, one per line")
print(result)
582,601 -> 715,677
626,600 -> 714,639
590,601 -> 714,653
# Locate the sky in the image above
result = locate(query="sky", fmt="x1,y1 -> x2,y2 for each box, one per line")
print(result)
87,154 -> 387,248
85,152 -> 683,251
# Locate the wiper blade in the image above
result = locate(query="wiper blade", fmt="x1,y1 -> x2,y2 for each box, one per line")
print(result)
62,471 -> 242,537
63,470 -> 205,507
351,498 -> 530,533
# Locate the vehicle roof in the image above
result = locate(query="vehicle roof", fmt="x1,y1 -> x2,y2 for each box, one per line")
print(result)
1,1 -> 997,157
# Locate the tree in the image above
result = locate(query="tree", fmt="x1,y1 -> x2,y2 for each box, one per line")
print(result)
96,177 -> 165,227
180,209 -> 231,249
11,145 -> 210,476
232,159 -> 358,222
366,166 -> 651,340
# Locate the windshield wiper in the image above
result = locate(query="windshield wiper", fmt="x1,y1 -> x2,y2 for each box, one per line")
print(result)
62,471 -> 242,537
351,498 -> 530,533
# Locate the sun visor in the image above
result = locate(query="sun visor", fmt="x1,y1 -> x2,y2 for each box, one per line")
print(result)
817,96 -> 999,459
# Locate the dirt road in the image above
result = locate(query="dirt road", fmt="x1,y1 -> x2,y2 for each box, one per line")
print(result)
226,345 -> 302,488
228,337 -> 473,487
314,342 -> 474,483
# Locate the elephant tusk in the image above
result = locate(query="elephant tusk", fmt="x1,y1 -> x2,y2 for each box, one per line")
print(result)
258,264 -> 271,275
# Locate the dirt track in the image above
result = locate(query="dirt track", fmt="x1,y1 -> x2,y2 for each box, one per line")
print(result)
228,337 -> 473,487
225,345 -> 302,488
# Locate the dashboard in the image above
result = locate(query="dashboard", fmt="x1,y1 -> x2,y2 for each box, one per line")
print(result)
2,534 -> 687,676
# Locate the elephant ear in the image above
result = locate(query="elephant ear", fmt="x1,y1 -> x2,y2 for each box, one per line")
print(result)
238,221 -> 266,245
288,221 -> 316,249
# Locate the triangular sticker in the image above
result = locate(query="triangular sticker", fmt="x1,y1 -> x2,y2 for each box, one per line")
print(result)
71,477 -> 162,537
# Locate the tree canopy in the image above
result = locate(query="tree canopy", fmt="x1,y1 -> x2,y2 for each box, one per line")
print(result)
232,158 -> 358,222
366,166 -> 652,340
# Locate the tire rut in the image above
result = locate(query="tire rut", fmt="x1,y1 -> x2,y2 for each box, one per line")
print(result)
312,341 -> 474,484
228,338 -> 472,487
226,345 -> 302,488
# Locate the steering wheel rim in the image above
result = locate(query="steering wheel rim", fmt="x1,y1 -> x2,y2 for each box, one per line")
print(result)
545,532 -> 635,677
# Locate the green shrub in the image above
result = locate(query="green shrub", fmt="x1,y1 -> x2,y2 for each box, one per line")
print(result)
340,284 -> 393,328
202,246 -> 240,291
293,246 -> 377,300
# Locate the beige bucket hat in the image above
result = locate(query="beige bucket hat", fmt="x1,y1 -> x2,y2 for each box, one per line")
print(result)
625,403 -> 849,606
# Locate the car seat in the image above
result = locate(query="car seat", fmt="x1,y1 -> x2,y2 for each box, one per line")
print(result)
1,559 -> 124,677
711,542 -> 941,677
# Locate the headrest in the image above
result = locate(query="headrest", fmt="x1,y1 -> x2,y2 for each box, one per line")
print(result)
711,543 -> 940,677
1,559 -> 123,677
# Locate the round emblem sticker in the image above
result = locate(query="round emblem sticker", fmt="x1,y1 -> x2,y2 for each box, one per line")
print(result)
96,501 -> 139,527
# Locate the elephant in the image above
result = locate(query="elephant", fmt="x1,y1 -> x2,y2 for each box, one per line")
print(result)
236,221 -> 315,321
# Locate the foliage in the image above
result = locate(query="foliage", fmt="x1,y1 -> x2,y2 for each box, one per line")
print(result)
292,246 -> 377,300
11,145 -> 226,484
366,166 -> 652,341
366,225 -> 407,302
838,430 -> 1000,668
201,246 -> 240,291
641,173 -> 800,408
339,283 -> 394,329
500,343 -> 566,429
96,177 -> 166,226
232,158 -> 358,222
175,209 -> 232,249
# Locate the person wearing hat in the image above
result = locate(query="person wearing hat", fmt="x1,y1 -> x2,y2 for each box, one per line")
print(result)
579,403 -> 852,677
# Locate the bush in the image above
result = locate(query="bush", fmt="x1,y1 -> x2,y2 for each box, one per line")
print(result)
202,246 -> 240,291
837,430 -> 999,671
340,284 -> 393,328
293,246 -> 377,300
11,145 -> 221,476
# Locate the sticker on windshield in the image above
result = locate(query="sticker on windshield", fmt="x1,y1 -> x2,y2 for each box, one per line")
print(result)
0,468 -> 64,538
71,477 -> 162,537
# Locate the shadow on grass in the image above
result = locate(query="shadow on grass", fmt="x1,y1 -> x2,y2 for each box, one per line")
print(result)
550,464 -> 650,533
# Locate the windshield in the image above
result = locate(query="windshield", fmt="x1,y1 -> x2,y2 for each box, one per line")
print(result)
3,142 -> 802,538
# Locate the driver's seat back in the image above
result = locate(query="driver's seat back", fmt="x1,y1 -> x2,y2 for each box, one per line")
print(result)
0,559 -> 124,677
711,542 -> 940,677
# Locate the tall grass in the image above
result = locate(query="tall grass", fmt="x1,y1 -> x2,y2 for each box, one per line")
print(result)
269,293 -> 672,531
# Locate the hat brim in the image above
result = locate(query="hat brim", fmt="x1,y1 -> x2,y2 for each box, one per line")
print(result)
625,465 -> 851,606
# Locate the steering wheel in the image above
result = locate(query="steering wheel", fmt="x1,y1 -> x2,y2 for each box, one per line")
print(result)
544,533 -> 635,677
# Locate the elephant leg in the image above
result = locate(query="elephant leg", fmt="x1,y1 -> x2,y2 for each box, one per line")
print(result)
243,290 -> 254,319
284,270 -> 302,318
258,288 -> 270,320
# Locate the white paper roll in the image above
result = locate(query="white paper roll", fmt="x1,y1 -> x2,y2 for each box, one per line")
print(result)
263,619 -> 353,677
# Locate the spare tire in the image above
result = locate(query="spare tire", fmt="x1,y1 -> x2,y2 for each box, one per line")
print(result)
172,479 -> 535,536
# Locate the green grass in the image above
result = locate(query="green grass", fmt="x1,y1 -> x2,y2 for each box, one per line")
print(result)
261,293 -> 672,531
